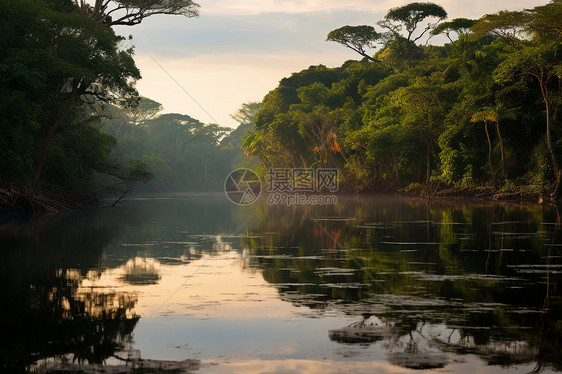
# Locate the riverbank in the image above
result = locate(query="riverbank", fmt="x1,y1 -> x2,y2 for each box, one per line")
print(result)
0,186 -> 113,215
398,185 -> 555,204
0,184 -> 556,216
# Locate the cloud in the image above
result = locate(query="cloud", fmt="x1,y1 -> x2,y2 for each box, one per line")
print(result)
199,0 -> 549,18
199,0 -> 394,15
117,10 -> 383,58
123,0 -> 551,128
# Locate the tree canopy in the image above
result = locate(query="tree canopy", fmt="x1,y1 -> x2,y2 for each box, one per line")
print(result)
327,26 -> 384,62
78,0 -> 200,26
246,0 -> 562,196
378,2 -> 447,42
0,0 -> 201,210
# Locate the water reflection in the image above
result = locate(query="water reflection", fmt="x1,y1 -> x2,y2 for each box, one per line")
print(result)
120,257 -> 161,285
241,197 -> 562,371
0,199 -> 228,372
0,195 -> 561,372
0,215 -> 139,371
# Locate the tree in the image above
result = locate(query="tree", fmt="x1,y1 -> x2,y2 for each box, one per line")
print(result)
475,0 -> 562,194
32,1 -> 141,186
471,109 -> 497,185
244,1 -> 561,195
397,79 -> 452,191
431,18 -> 477,43
378,2 -> 447,43
222,102 -> 262,169
123,97 -> 162,141
495,43 -> 562,193
77,0 -> 199,26
29,0 -> 202,189
327,25 -> 384,62
0,0 -> 52,186
488,104 -> 517,178
231,102 -> 262,126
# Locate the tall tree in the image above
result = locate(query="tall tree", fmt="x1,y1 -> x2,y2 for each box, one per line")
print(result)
396,78 -> 452,191
31,0 -> 141,186
123,97 -> 162,141
471,109 -> 497,185
475,0 -> 562,194
489,104 -> 517,178
77,0 -> 199,26
327,25 -> 384,62
32,0 -> 201,187
378,2 -> 447,43
231,102 -> 262,126
431,18 -> 477,43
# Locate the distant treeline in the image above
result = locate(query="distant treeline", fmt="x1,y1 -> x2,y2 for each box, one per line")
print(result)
101,99 -> 258,191
243,1 -> 562,196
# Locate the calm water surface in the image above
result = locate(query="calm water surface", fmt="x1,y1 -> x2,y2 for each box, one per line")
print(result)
1,194 -> 562,373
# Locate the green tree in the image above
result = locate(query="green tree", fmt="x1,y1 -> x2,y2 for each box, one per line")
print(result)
396,78 -> 452,191
78,0 -> 199,26
122,97 -> 162,142
231,102 -> 262,126
474,0 -> 562,193
431,18 -> 477,43
488,104 -> 517,178
378,2 -> 447,43
32,1 -> 141,186
326,25 -> 384,62
222,102 -> 262,169
471,109 -> 497,185
32,0 -> 200,189
0,0 -> 48,185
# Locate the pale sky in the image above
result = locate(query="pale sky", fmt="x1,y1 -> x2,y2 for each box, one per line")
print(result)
115,0 -> 549,128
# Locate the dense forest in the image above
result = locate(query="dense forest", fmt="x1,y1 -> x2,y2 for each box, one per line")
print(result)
100,99 -> 258,191
1,0 -> 561,213
243,1 -> 562,197
0,0 -> 254,212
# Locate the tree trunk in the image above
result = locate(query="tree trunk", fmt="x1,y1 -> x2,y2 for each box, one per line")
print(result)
546,97 -> 560,195
495,122 -> 506,179
484,121 -> 495,186
115,120 -> 124,139
425,142 -> 431,194
539,79 -> 560,196
33,82 -> 78,187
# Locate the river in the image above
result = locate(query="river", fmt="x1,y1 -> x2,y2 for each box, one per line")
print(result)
1,194 -> 561,373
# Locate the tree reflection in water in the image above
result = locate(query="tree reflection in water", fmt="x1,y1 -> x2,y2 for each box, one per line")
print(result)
0,208 -> 200,373
120,257 -> 161,285
2,196 -> 562,372
241,196 -> 562,371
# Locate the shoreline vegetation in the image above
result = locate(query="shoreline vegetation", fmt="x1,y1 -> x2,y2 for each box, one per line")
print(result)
1,1 -> 561,214
241,1 -> 562,201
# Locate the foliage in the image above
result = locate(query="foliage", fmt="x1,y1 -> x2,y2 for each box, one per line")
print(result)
78,0 -> 200,26
245,1 -> 562,195
0,0 -> 204,205
431,18 -> 477,43
326,25 -> 384,62
378,2 -> 448,43
102,101 -> 235,190
0,0 -> 146,193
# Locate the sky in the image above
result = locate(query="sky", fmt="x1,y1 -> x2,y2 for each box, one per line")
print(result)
115,0 -> 550,128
